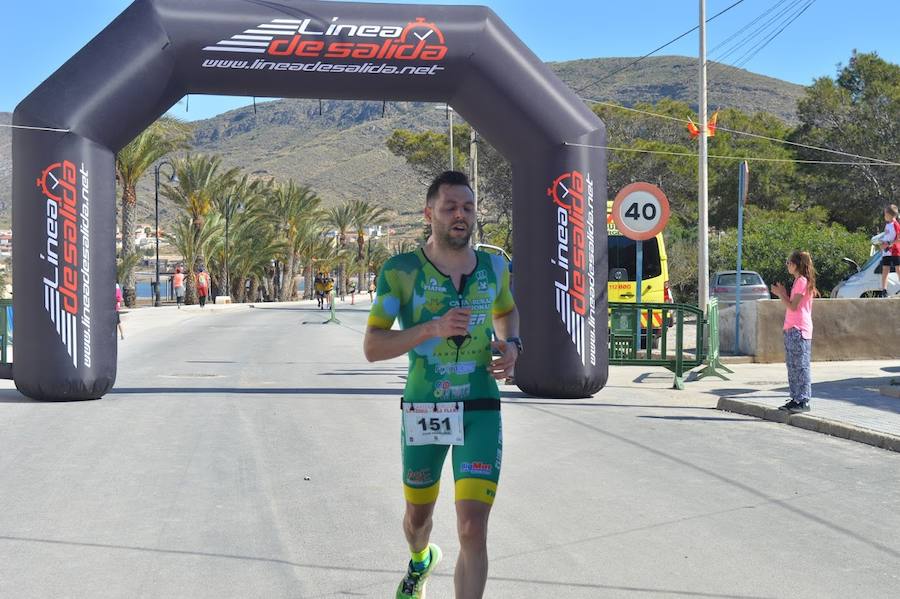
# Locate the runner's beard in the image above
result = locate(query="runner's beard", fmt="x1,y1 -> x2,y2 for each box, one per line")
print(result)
436,221 -> 472,250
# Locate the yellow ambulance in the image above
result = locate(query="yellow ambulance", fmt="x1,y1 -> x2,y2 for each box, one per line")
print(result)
607,201 -> 672,339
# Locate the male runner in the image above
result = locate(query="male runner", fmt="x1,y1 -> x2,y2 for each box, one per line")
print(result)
364,171 -> 521,599
314,273 -> 325,309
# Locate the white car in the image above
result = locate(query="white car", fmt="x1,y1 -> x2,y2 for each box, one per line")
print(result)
831,253 -> 900,298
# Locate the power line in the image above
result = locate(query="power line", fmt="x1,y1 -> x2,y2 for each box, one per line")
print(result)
581,98 -> 900,166
709,0 -> 790,55
563,142 -> 899,166
730,0 -> 816,70
708,0 -> 815,80
575,0 -> 746,95
0,123 -> 70,132
710,0 -> 805,66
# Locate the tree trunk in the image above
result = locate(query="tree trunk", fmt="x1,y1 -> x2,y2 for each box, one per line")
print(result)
219,265 -> 227,299
248,277 -> 259,303
290,252 -> 304,300
264,269 -> 275,301
304,265 -> 313,300
184,269 -> 198,305
121,184 -> 138,307
231,274 -> 244,302
279,252 -> 295,302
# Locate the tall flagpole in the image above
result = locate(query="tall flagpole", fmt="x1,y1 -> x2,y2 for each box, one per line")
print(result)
698,0 -> 710,312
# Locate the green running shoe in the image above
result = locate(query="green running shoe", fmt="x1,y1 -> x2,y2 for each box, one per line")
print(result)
396,543 -> 442,599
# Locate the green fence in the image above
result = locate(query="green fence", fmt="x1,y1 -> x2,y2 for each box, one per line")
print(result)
696,297 -> 733,382
0,298 -> 11,375
608,298 -> 730,389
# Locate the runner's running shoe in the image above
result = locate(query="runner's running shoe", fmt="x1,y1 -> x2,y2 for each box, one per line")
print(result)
396,543 -> 442,599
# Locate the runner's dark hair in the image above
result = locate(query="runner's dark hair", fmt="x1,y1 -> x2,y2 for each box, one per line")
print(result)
426,171 -> 473,205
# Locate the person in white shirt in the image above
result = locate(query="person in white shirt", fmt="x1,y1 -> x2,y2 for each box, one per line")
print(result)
871,204 -> 900,298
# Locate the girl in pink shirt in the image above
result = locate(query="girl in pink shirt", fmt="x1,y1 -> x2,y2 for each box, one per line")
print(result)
770,251 -> 817,412
115,283 -> 125,340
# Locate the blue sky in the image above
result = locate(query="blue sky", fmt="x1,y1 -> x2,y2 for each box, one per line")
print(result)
3,0 -> 898,120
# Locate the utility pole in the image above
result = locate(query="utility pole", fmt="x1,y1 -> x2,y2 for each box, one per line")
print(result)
449,106 -> 455,171
469,128 -> 478,204
469,128 -> 480,241
698,0 -> 710,313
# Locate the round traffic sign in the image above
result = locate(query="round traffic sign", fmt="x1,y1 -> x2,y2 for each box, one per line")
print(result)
611,182 -> 670,241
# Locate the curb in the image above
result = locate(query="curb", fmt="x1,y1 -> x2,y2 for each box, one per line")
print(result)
720,355 -> 755,365
879,385 -> 900,399
716,397 -> 900,453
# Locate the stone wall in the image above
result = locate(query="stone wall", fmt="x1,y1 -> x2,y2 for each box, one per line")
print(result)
718,299 -> 900,363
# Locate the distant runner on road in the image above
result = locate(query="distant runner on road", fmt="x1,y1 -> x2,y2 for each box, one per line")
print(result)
314,273 -> 326,309
364,171 -> 521,599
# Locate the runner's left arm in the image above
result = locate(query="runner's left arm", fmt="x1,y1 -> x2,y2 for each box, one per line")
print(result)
489,258 -> 519,378
492,307 -> 519,342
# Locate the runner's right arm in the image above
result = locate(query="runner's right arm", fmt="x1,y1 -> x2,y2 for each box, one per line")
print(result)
364,310 -> 470,362
363,257 -> 469,362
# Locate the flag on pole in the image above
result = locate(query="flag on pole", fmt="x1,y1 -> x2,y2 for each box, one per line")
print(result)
687,117 -> 701,139
707,111 -> 719,137
686,111 -> 719,138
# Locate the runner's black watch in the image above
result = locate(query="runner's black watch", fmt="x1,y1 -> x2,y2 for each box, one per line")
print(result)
506,337 -> 524,354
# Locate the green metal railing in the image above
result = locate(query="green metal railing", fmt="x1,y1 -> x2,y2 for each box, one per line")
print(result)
608,298 -> 730,389
696,297 -> 733,382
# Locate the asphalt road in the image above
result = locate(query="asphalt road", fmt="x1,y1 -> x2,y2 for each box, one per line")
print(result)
0,302 -> 898,598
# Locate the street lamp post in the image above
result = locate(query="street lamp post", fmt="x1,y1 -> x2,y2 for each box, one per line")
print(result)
154,160 -> 177,307
366,234 -> 373,283
224,196 -> 230,299
449,106 -> 454,170
435,104 -> 455,170
223,197 -> 244,302
436,105 -> 479,194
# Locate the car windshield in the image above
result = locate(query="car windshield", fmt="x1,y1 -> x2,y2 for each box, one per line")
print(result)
608,236 -> 661,280
716,273 -> 763,286
864,253 -> 883,273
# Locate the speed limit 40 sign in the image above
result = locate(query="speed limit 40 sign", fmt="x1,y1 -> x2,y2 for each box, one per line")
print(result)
611,182 -> 670,241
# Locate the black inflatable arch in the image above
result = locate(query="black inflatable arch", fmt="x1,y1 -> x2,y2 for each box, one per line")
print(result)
13,0 -> 608,401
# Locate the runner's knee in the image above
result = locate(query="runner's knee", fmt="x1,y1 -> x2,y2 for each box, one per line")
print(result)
456,512 -> 489,548
404,502 -> 435,530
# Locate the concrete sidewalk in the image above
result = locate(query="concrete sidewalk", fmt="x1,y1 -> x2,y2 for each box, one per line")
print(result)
695,360 -> 900,452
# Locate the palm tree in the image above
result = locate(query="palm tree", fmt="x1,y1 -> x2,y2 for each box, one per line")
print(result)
227,218 -> 287,302
299,233 -> 337,299
291,216 -> 330,300
163,213 -> 224,304
116,252 -> 142,288
162,154 -> 239,276
326,203 -> 355,299
269,182 -> 324,301
349,199 -> 391,288
367,242 -> 392,283
115,117 -> 191,306
208,174 -> 271,296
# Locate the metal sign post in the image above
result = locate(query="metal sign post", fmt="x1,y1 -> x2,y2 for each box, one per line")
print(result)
636,241 -> 643,305
734,161 -> 749,353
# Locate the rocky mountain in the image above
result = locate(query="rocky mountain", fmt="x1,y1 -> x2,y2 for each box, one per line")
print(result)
0,56 -> 805,228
